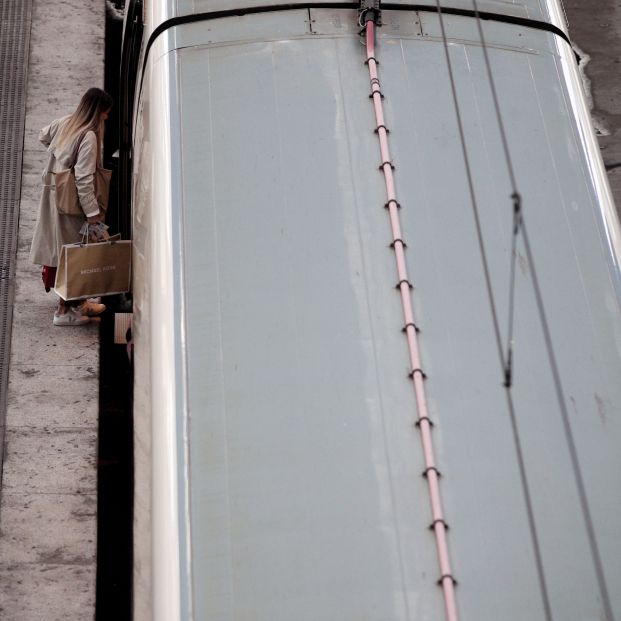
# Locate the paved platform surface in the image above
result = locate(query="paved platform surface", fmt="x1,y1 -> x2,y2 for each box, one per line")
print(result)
565,0 -> 621,215
0,1 -> 104,619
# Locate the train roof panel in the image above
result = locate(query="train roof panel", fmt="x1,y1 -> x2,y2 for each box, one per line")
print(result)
145,1 -> 568,39
136,8 -> 621,619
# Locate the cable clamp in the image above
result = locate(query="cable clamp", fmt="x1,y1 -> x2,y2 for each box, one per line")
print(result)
370,77 -> 381,86
390,238 -> 407,249
503,350 -> 513,388
415,415 -> 433,427
422,466 -> 441,478
384,199 -> 401,209
359,1 -> 382,26
503,369 -> 512,388
396,279 -> 413,290
402,321 -> 419,333
512,191 -> 523,234
409,368 -> 427,380
437,574 -> 458,586
369,90 -> 385,99
375,124 -> 390,134
429,518 -> 449,531
379,161 -> 395,170
364,56 -> 380,65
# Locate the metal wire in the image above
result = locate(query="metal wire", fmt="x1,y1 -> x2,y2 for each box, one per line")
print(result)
521,221 -> 614,621
434,3 -> 553,619
469,3 -> 614,618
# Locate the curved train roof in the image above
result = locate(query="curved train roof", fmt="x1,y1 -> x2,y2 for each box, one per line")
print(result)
134,4 -> 621,620
144,0 -> 569,40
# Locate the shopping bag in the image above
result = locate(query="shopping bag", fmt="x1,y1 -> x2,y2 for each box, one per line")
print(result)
54,238 -> 132,301
52,130 -> 112,216
53,166 -> 112,216
53,167 -> 83,216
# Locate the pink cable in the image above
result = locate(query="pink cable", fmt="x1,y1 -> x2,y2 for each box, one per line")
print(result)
365,21 -> 459,621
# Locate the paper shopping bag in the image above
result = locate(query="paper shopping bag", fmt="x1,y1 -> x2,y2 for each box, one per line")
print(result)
54,239 -> 132,301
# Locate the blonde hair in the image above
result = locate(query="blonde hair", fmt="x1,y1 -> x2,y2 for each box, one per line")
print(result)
56,87 -> 113,157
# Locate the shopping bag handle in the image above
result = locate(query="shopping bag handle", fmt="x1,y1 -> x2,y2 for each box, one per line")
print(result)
80,222 -> 119,245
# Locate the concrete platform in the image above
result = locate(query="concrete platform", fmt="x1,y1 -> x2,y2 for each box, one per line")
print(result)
565,0 -> 621,215
0,0 -> 104,619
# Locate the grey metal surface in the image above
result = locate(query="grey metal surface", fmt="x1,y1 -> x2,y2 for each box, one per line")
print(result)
178,16 -> 438,619
174,0 -> 557,21
392,12 -> 621,620
134,4 -> 621,621
0,0 -> 32,482
146,0 -> 567,38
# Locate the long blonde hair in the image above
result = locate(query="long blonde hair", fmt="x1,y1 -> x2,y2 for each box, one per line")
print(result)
55,87 -> 113,158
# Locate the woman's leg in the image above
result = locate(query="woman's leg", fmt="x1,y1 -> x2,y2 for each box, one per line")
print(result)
56,298 -> 69,314
54,298 -> 88,325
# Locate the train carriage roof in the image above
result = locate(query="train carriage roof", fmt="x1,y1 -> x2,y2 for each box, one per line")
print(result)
135,5 -> 621,619
145,0 -> 568,39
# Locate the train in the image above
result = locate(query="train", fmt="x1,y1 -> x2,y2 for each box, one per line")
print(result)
119,1 -> 621,619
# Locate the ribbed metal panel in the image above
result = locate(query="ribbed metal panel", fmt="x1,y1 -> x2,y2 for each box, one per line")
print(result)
0,0 -> 33,479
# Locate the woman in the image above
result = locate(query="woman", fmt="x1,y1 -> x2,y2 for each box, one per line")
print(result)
30,87 -> 113,326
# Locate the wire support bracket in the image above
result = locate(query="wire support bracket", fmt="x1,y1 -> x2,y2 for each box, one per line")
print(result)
384,199 -> 401,209
422,466 -> 442,478
503,348 -> 513,388
438,574 -> 458,586
512,191 -> 523,233
390,238 -> 407,249
409,368 -> 428,380
375,124 -> 390,134
429,518 -> 449,531
402,321 -> 420,333
364,56 -> 380,65
503,366 -> 512,388
415,415 -> 434,427
359,0 -> 382,26
379,160 -> 395,170
370,90 -> 385,99
396,279 -> 413,290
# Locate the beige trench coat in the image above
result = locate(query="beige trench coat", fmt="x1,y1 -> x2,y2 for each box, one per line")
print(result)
29,116 -> 101,267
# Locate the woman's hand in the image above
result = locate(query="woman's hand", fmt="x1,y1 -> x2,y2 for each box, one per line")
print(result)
87,213 -> 103,224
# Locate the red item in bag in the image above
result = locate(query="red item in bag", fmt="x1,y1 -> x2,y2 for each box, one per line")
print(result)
41,265 -> 57,292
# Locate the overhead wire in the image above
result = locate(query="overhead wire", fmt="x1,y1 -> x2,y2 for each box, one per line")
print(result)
469,3 -> 614,619
468,0 -> 521,384
459,2 -> 615,618
360,3 -> 612,619
433,2 -> 553,619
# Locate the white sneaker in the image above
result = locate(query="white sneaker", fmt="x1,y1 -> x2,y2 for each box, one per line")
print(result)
77,300 -> 106,316
53,307 -> 90,326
